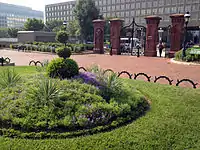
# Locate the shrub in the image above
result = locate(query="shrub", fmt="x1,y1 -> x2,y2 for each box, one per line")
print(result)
56,46 -> 72,58
56,31 -> 68,46
175,47 -> 200,62
0,74 -> 148,138
85,65 -> 124,102
85,44 -> 94,50
47,58 -> 79,79
73,72 -> 100,86
74,46 -> 82,53
0,68 -> 21,89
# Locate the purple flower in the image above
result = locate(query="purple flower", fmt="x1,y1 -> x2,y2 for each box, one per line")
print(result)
73,72 -> 100,86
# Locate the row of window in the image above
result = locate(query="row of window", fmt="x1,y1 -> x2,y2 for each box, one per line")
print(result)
46,3 -> 75,12
95,0 -> 199,6
99,4 -> 200,12
46,16 -> 75,22
46,11 -> 73,17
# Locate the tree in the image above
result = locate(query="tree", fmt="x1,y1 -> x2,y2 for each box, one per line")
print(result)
74,0 -> 99,41
24,18 -> 44,31
66,20 -> 81,37
0,28 -> 9,38
56,31 -> 68,46
44,20 -> 63,32
8,28 -> 19,38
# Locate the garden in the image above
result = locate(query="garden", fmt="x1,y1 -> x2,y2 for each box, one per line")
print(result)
175,45 -> 200,63
1,39 -> 200,149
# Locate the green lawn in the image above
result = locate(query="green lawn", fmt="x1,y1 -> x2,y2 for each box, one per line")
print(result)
0,67 -> 200,150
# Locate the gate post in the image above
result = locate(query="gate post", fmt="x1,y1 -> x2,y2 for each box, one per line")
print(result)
144,16 -> 161,57
169,14 -> 185,58
93,19 -> 105,54
110,18 -> 123,55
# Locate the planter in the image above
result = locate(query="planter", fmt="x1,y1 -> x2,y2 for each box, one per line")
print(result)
2,63 -> 15,66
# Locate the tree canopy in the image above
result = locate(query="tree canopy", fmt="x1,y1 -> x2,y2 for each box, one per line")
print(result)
66,20 -> 81,37
44,20 -> 63,32
74,0 -> 99,41
24,18 -> 44,31
8,28 -> 19,38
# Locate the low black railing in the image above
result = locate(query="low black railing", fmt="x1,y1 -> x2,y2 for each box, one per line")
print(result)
78,67 -> 199,89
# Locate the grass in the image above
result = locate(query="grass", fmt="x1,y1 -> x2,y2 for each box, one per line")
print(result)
0,67 -> 200,149
0,66 -> 37,75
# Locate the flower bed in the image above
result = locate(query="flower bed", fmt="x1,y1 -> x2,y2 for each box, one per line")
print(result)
0,67 -> 149,139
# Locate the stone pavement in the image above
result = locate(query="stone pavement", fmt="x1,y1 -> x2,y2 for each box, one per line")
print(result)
1,49 -> 200,88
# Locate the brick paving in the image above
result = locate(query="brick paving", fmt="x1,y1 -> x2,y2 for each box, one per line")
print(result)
1,49 -> 200,88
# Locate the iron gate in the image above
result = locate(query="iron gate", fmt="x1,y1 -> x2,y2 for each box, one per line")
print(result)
120,18 -> 146,56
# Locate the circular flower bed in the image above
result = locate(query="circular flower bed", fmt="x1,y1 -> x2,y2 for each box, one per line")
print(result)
0,68 -> 149,139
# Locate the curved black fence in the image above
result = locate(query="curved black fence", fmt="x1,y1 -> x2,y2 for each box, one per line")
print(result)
118,71 -> 133,79
79,67 -> 87,72
29,60 -> 43,67
176,79 -> 198,89
134,73 -> 151,82
103,69 -> 114,75
154,76 -> 173,85
29,62 -> 199,89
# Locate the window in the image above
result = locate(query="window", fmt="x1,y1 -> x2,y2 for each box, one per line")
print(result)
136,3 -> 140,9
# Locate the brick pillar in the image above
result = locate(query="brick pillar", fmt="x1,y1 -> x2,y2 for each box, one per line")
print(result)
169,14 -> 185,58
144,16 -> 162,57
110,18 -> 123,55
93,19 -> 105,54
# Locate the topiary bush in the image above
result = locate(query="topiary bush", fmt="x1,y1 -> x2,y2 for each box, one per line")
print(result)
56,31 -> 68,46
56,46 -> 72,58
47,58 -> 79,79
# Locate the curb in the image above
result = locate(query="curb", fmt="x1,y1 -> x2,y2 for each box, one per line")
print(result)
170,58 -> 200,66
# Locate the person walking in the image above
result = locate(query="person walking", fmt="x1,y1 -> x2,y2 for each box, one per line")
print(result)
158,41 -> 164,57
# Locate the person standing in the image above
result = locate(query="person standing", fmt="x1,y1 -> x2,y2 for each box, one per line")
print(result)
158,41 -> 164,57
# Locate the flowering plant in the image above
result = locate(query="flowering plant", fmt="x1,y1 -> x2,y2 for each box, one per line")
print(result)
73,72 -> 100,87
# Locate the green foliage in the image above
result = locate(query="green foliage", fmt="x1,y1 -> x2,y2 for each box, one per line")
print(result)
56,46 -> 72,58
74,0 -> 99,41
0,73 -> 148,139
175,47 -> 200,62
2,67 -> 200,149
24,18 -> 44,31
56,31 -> 69,46
8,28 -> 19,38
87,65 -> 124,102
85,44 -> 94,50
0,68 -> 21,89
0,28 -> 9,38
47,58 -> 79,79
44,20 -> 63,32
66,20 -> 81,36
10,42 -> 89,53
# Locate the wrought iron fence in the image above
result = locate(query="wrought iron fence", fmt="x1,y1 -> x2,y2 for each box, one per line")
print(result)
78,67 -> 199,89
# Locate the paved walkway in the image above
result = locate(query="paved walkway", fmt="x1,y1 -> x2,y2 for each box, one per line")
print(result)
1,50 -> 200,88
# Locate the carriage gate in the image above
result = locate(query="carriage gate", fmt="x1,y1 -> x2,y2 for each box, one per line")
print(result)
120,18 -> 146,56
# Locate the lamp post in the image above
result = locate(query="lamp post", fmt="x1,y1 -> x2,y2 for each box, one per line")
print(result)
63,20 -> 67,30
158,28 -> 164,42
182,11 -> 191,59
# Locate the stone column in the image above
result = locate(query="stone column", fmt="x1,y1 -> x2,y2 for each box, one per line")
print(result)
169,14 -> 185,58
144,16 -> 162,57
110,18 -> 123,55
93,19 -> 105,54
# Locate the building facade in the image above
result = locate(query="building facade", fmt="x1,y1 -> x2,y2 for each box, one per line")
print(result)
46,0 -> 200,26
45,1 -> 76,23
0,2 -> 43,28
96,0 -> 200,26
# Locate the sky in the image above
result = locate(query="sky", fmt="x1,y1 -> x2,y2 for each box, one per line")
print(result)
0,0 -> 71,11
